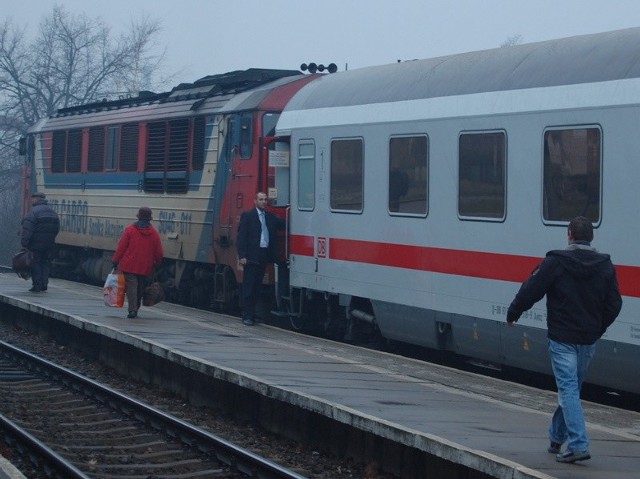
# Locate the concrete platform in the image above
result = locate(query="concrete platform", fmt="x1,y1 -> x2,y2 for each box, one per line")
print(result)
0,456 -> 26,479
0,272 -> 638,479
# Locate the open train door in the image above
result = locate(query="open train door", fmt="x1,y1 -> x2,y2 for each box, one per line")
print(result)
264,136 -> 291,314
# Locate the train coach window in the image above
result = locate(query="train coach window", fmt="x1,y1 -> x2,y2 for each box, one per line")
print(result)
298,141 -> 315,210
388,136 -> 428,215
331,138 -> 363,212
458,131 -> 506,220
543,127 -> 601,223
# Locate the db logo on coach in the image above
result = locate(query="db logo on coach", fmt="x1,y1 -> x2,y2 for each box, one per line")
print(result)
317,237 -> 327,258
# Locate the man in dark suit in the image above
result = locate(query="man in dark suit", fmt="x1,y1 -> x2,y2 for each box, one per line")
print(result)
237,192 -> 282,325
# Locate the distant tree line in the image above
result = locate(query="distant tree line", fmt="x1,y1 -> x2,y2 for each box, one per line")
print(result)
0,5 -> 169,264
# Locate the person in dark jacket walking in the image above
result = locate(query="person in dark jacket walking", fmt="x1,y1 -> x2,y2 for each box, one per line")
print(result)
237,192 -> 283,325
21,192 -> 60,292
113,207 -> 164,319
506,216 -> 622,464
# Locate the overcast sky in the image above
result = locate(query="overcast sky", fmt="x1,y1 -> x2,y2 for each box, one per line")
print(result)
5,1 -> 640,85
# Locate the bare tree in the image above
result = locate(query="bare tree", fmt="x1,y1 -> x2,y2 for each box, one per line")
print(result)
501,34 -> 523,48
0,5 -> 170,263
0,6 -> 168,130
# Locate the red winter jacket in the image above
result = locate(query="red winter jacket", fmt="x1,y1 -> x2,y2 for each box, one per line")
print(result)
113,222 -> 163,276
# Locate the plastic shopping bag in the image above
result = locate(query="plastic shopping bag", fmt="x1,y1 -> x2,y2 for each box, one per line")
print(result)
103,269 -> 125,307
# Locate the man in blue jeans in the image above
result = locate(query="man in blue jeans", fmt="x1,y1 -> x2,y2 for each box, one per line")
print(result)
506,216 -> 622,463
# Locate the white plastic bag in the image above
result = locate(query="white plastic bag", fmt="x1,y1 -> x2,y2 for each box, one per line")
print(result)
103,269 -> 125,307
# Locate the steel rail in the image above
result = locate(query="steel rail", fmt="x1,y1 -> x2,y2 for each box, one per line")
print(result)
0,340 -> 308,479
0,412 -> 92,479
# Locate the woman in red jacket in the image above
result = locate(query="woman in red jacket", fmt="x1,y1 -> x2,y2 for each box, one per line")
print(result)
113,207 -> 164,318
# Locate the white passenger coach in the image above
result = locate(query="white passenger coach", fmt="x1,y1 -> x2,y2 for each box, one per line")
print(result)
275,28 -> 640,393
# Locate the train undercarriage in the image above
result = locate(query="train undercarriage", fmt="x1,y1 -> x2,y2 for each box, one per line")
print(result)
49,245 -> 380,344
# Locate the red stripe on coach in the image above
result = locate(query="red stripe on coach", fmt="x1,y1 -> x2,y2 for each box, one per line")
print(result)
329,238 -> 540,282
290,235 -> 640,297
290,234 -> 315,257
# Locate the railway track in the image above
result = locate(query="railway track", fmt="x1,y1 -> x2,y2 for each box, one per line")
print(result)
0,340 -> 307,479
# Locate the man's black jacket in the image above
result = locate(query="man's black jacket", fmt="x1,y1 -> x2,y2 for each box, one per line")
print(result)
237,208 -> 281,264
21,201 -> 60,252
507,244 -> 622,344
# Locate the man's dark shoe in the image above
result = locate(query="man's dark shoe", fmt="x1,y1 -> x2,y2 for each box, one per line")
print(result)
556,450 -> 591,463
242,317 -> 255,326
29,287 -> 44,292
253,315 -> 264,323
548,441 -> 562,454
127,311 -> 137,319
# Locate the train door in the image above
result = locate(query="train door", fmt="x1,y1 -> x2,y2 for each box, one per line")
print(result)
210,112 -> 255,295
262,112 -> 290,263
227,112 -> 254,216
265,139 -> 291,206
263,134 -> 291,314
220,112 -> 253,254
263,137 -> 290,253
262,112 -> 289,206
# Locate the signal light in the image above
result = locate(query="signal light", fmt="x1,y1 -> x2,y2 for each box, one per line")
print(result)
300,62 -> 338,74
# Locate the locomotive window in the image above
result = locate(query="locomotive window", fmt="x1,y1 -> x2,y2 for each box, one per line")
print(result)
263,112 -> 280,137
330,138 -> 363,212
298,141 -> 315,211
388,136 -> 428,215
105,126 -> 119,171
66,129 -> 82,173
120,123 -> 139,172
51,131 -> 66,173
88,127 -> 105,172
458,131 -> 506,220
240,113 -> 252,159
543,127 -> 601,223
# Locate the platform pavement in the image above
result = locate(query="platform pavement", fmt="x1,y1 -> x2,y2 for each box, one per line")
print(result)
0,455 -> 26,479
0,273 -> 638,479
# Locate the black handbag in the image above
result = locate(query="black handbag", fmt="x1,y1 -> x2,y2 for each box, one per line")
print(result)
12,249 -> 34,280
